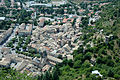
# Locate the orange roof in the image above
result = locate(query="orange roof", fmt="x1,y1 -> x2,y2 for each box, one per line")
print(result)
70,19 -> 74,23
44,46 -> 51,51
31,44 -> 36,48
63,18 -> 68,23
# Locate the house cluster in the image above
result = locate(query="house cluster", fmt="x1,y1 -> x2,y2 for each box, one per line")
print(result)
16,23 -> 33,36
0,47 -> 63,76
30,17 -> 82,60
52,16 -> 75,25
0,28 -> 13,45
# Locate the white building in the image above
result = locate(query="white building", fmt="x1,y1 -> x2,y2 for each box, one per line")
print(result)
92,70 -> 103,77
0,17 -> 5,20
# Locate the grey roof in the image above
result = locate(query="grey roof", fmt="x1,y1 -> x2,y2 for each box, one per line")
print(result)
14,60 -> 28,71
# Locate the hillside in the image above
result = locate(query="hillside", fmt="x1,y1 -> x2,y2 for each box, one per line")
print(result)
0,68 -> 38,80
0,0 -> 119,80
56,0 -> 120,80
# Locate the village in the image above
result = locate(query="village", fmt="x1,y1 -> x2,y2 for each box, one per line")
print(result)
0,0 -> 111,77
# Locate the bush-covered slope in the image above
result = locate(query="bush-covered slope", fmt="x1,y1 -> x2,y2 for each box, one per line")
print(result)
0,68 -> 38,80
56,1 -> 120,80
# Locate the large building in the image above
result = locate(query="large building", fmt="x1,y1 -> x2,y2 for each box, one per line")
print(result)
17,23 -> 33,36
0,28 -> 13,45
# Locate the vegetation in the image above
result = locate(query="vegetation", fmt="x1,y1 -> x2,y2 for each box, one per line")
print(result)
1,0 -> 120,80
7,36 -> 41,58
55,0 -> 120,80
0,67 -> 37,80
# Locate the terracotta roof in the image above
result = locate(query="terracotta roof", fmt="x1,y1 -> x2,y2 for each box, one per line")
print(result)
44,46 -> 51,51
63,18 -> 68,23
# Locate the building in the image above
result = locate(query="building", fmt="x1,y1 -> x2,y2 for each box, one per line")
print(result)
17,23 -> 33,36
0,17 -> 5,20
47,55 -> 63,63
66,55 -> 73,60
0,28 -> 13,45
38,18 -> 45,27
92,70 -> 103,77
19,23 -> 26,30
1,47 -> 11,54
14,60 -> 28,71
42,65 -> 51,72
0,58 -> 11,67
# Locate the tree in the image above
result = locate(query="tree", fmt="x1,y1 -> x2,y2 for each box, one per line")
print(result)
96,57 -> 102,64
23,44 -> 27,50
89,74 -> 97,80
64,65 -> 70,71
28,48 -> 36,54
82,61 -> 90,68
68,59 -> 73,67
57,54 -> 62,59
107,60 -> 115,67
43,71 -> 52,80
62,59 -> 68,66
98,48 -> 107,55
81,17 -> 89,27
108,69 -> 114,77
74,54 -> 83,62
56,8 -> 64,14
52,67 -> 59,80
34,54 -> 41,58
114,74 -> 120,79
73,60 -> 82,68
16,45 -> 20,50
84,52 -> 92,60
77,12 -> 80,15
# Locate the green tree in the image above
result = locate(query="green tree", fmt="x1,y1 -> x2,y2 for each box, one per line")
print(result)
84,52 -> 92,60
68,59 -> 73,67
82,61 -> 90,68
114,74 -> 120,79
52,67 -> 59,80
73,60 -> 82,68
108,69 -> 114,77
